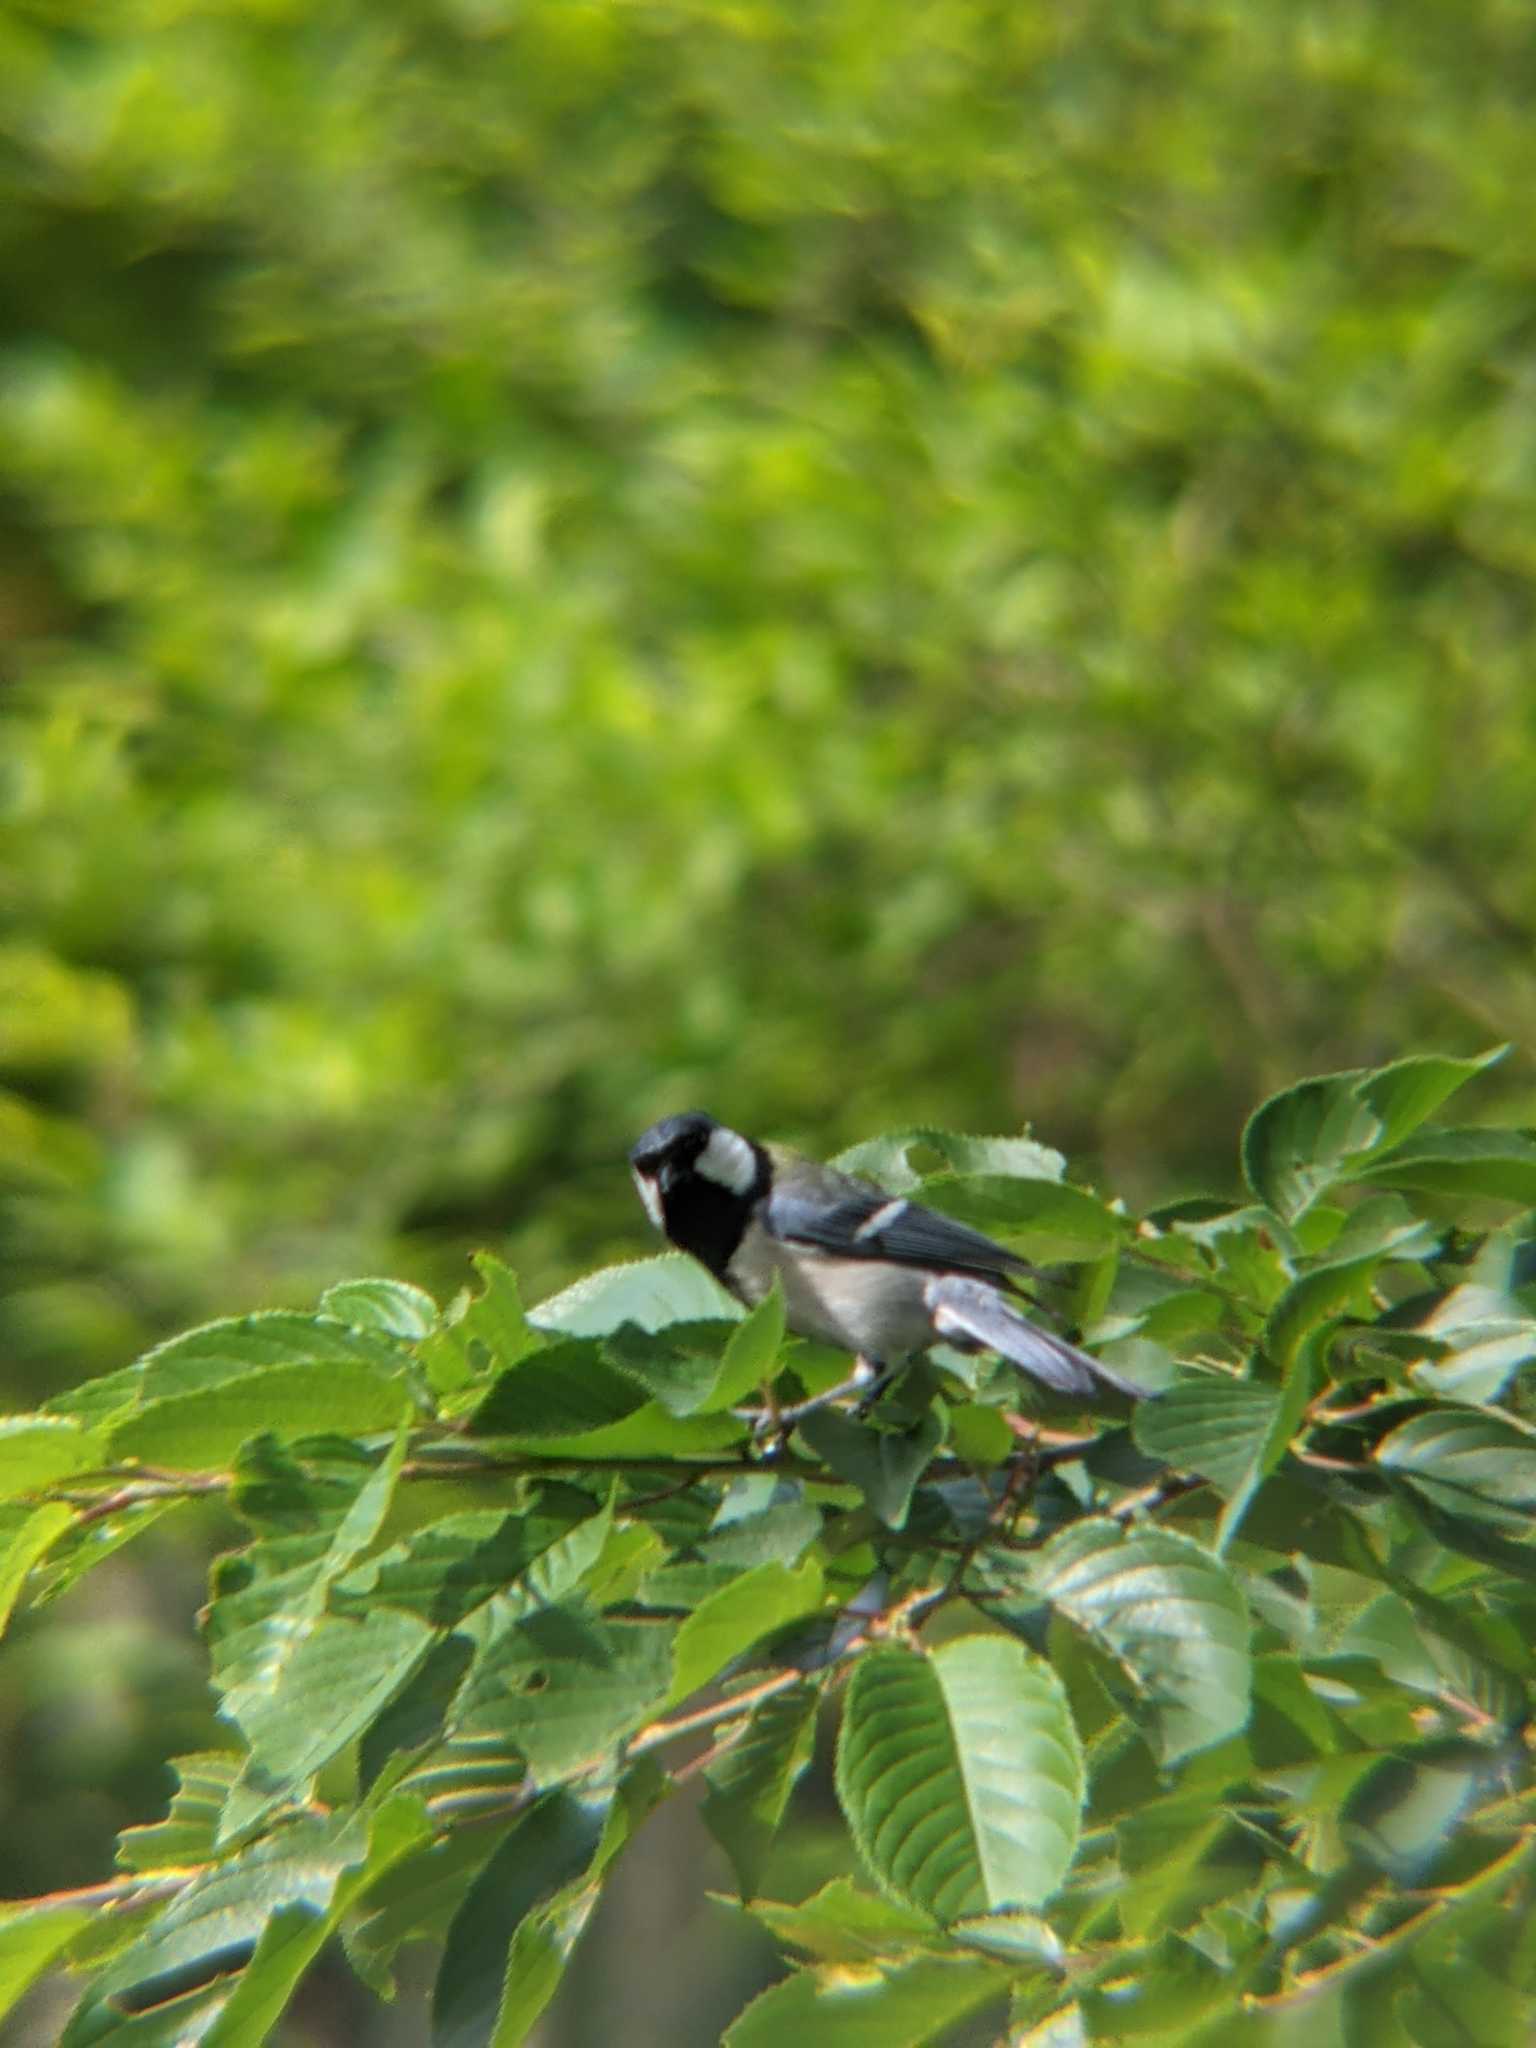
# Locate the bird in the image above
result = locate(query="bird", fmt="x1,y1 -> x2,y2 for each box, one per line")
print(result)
628,1111 -> 1148,1430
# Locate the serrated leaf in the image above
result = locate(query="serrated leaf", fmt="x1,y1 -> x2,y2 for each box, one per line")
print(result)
913,1173 -> 1123,1255
702,1686 -> 819,1900
711,1281 -> 788,1409
1340,1748 -> 1486,1880
0,1416 -> 101,1500
0,1900 -> 93,2026
666,1557 -> 824,1706
335,1508 -> 583,1630
238,1605 -> 435,1790
1262,1249 -> 1385,1372
466,1340 -> 649,1438
602,1319 -> 743,1416
832,1128 -> 1067,1193
836,1638 -> 1082,1920
797,1407 -> 944,1530
735,1875 -> 939,1961
208,1430 -> 413,1792
431,1788 -> 610,2048
0,1501 -> 75,1634
205,1797 -> 428,2048
1374,1408 -> 1536,1527
457,1255 -> 543,1370
490,1763 -> 665,2048
450,1607 -> 672,1783
51,1312 -> 414,1430
320,1278 -> 439,1339
1022,1521 -> 1251,1763
117,1754 -> 243,1873
1354,1127 -> 1536,1206
723,1952 -> 1009,2048
529,1254 -> 741,1337
1132,1379 -> 1282,1497
1241,1052 -> 1502,1223
62,1810 -> 373,2044
108,1363 -> 414,1469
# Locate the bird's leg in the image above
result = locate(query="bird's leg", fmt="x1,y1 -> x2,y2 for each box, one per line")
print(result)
754,1357 -> 889,1439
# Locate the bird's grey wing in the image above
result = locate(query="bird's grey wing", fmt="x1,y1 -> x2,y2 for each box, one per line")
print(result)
765,1182 -> 1031,1286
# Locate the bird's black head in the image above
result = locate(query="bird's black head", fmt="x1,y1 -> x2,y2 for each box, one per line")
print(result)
629,1111 -> 768,1277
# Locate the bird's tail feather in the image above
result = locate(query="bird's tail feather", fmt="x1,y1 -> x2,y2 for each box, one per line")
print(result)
924,1274 -> 1148,1401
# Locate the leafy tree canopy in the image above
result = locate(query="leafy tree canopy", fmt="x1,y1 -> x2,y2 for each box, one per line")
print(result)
2,1053 -> 1534,2043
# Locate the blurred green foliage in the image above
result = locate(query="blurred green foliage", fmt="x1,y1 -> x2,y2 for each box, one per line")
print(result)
4,0 -> 1536,1400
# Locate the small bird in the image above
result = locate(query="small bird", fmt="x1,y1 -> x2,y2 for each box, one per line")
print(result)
629,1111 -> 1148,1429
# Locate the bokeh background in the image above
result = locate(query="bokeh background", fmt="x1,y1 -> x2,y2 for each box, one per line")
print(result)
2,0 -> 1535,2039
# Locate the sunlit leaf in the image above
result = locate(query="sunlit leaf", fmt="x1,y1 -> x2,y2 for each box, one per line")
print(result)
836,1638 -> 1082,1920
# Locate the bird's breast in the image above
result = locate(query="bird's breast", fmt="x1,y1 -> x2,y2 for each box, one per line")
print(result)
725,1223 -> 935,1362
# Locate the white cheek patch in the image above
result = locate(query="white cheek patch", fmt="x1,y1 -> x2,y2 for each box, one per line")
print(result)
632,1167 -> 666,1232
697,1125 -> 758,1196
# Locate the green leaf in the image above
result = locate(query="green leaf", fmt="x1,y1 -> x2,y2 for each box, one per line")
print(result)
724,1954 -> 1009,2048
0,1899 -> 93,2026
202,1796 -> 429,2048
602,1319 -> 744,1417
832,1129 -> 1067,1192
51,1312 -> 414,1430
0,1416 -> 102,1500
207,1430 -> 414,1795
1241,1071 -> 1381,1222
450,1608 -> 672,1783
117,1754 -> 244,1873
346,1826 -> 510,1997
457,1255 -> 543,1369
489,1763 -> 666,2048
529,1255 -> 741,1337
711,1280 -> 788,1409
1021,1521 -> 1251,1763
666,1557 -> 824,1707
1132,1378 -> 1282,1497
702,1685 -> 819,1900
913,1174 -> 1123,1255
836,1637 -> 1083,1920
1079,1929 -> 1237,2036
466,1340 -> 649,1438
1340,1748 -> 1486,1880
320,1277 -> 439,1339
735,1876 -> 940,1961
1236,1048 -> 1507,1220
1263,1248 -> 1401,1372
488,1403 -> 745,1459
335,1508 -> 587,1630
431,1788 -> 610,2048
797,1407 -> 945,1529
1374,1408 -> 1536,1527
237,1605 -> 435,1791
1240,1051 -> 1502,1222
1408,1281 -> 1536,1403
107,1363 -> 414,1469
0,1501 -> 75,1633
62,1810 -> 372,2045
1354,1127 -> 1536,1206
